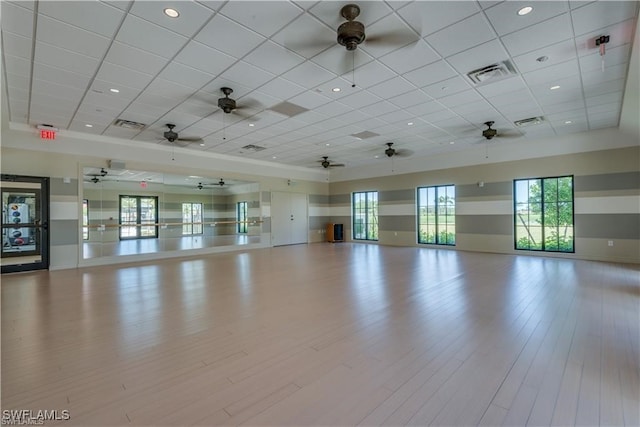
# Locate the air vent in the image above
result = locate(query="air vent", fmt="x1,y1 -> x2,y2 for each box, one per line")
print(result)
268,101 -> 308,118
113,119 -> 146,130
514,116 -> 545,127
466,61 -> 516,85
241,144 -> 266,152
351,130 -> 380,140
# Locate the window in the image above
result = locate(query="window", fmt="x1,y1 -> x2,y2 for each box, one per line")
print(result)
237,201 -> 248,233
182,203 -> 203,235
82,199 -> 89,240
514,176 -> 574,252
353,191 -> 378,240
119,195 -> 158,240
417,185 -> 456,245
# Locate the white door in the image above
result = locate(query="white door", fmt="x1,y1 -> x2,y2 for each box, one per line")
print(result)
271,192 -> 308,246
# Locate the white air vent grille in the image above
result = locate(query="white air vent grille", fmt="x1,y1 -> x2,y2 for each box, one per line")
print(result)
241,144 -> 266,152
514,116 -> 545,127
466,61 -> 516,85
113,119 -> 146,130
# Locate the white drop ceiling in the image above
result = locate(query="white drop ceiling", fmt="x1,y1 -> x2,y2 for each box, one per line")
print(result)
2,1 -> 638,169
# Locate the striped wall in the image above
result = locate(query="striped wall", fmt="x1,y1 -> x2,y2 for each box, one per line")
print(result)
50,177 -> 80,269
329,146 -> 640,263
309,194 -> 331,243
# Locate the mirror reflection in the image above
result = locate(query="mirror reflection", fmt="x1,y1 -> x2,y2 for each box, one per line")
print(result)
82,167 -> 261,260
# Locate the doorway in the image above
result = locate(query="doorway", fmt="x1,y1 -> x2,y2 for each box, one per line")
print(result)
1,175 -> 50,273
271,192 -> 308,246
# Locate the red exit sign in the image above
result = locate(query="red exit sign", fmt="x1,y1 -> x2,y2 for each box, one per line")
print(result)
40,129 -> 56,140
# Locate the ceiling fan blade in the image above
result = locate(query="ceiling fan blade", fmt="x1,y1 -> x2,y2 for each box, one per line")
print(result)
177,137 -> 204,143
365,31 -> 418,48
497,131 -> 523,139
330,164 -> 345,167
394,149 -> 414,158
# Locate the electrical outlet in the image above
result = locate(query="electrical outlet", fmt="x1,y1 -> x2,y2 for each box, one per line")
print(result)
608,240 -> 614,247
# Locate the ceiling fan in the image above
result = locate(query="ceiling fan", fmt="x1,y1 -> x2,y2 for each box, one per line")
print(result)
217,87 -> 261,118
481,121 -> 521,141
161,124 -> 204,147
384,142 -> 412,158
196,179 -> 227,189
318,156 -> 345,169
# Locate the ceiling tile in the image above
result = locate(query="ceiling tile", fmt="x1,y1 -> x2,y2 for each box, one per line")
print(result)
36,15 -> 111,59
521,59 -> 579,86
438,89 -> 483,108
34,41 -> 100,76
425,13 -> 495,58
288,91 -> 332,109
283,61 -> 336,88
403,60 -> 457,88
31,78 -> 85,103
311,47 -> 373,76
1,2 -> 34,38
105,41 -> 170,75
378,40 -> 441,75
4,55 -> 31,78
129,1 -> 215,38
397,1 -> 480,37
485,1 -> 569,36
5,72 -> 30,92
359,100 -> 400,117
359,13 -> 420,58
156,63 -> 213,90
406,101 -> 447,117
337,91 -> 383,109
581,62 -> 629,86
95,62 -> 155,90
116,14 -> 188,59
309,1 -> 392,29
571,1 -> 638,36
219,1 -> 303,37
422,76 -> 472,99
244,41 -> 306,76
348,61 -> 397,88
255,77 -> 307,100
586,91 -> 623,107
501,14 -> 573,57
32,62 -> 91,90
511,39 -> 577,74
583,78 -> 626,98
270,14 -> 335,59
388,89 -> 434,108
2,31 -> 32,60
368,76 -> 417,99
579,44 -> 631,73
476,76 -> 528,98
221,61 -> 275,89
446,39 -> 510,76
173,41 -> 236,76
195,14 -> 266,59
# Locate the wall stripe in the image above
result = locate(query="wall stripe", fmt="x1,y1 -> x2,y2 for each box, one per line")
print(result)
50,178 -> 78,196
575,196 -> 640,214
457,200 -> 513,215
329,194 -> 350,204
50,201 -> 79,220
50,219 -> 79,246
380,203 -> 415,216
379,215 -> 415,232
457,214 -> 513,235
575,214 -> 639,239
380,189 -> 414,202
576,171 -> 640,191
309,206 -> 331,216
457,181 -> 511,197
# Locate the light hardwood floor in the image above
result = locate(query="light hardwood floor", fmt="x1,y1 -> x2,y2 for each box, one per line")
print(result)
2,243 -> 639,426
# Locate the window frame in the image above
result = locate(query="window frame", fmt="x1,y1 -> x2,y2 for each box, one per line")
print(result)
82,199 -> 89,241
416,184 -> 456,246
513,175 -> 575,253
182,202 -> 203,236
118,195 -> 159,240
352,191 -> 379,241
237,201 -> 248,234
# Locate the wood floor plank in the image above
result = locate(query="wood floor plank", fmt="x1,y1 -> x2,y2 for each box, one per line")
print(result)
1,243 -> 637,426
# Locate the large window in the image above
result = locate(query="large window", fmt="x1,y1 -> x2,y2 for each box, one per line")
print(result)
82,199 -> 89,240
237,201 -> 248,233
514,176 -> 574,252
353,191 -> 378,241
119,195 -> 158,240
417,185 -> 456,245
182,202 -> 203,235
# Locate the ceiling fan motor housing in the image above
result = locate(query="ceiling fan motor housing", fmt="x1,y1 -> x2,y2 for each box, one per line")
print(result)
218,97 -> 236,114
163,130 -> 178,142
337,21 -> 365,51
385,147 -> 395,157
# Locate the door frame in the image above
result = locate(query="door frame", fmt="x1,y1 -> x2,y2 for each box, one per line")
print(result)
1,174 -> 50,273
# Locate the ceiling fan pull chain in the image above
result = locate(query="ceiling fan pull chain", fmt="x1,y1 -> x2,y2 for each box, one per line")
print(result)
352,51 -> 356,88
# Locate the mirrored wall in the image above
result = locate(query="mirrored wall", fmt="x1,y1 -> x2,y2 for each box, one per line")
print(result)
81,167 -> 261,261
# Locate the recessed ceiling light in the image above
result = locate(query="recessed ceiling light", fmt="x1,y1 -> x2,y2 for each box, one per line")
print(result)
109,88 -> 120,93
326,143 -> 330,146
248,123 -> 255,127
272,156 -> 277,159
164,8 -> 179,18
550,85 -> 560,90
518,6 -> 533,16
332,87 -> 341,92
374,155 -> 379,159
199,143 -> 205,146
85,124 -> 93,128
407,122 -> 414,126
536,55 -> 549,63
565,120 -> 572,124
449,141 -> 455,145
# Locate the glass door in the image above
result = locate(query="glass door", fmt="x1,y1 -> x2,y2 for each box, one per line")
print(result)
1,175 -> 50,273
